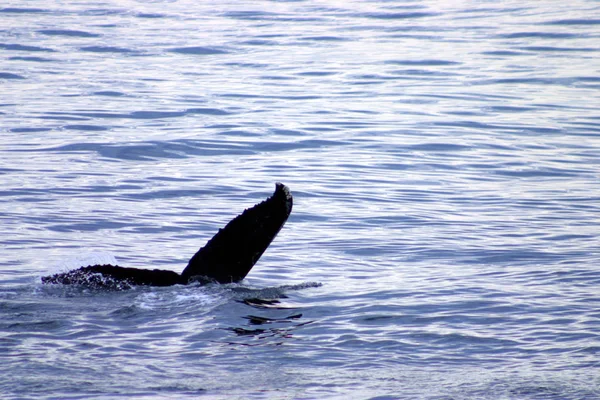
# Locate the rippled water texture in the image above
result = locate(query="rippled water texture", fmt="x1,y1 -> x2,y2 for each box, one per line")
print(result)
1,1 -> 600,399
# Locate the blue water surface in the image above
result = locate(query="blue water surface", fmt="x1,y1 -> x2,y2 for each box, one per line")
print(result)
1,1 -> 600,399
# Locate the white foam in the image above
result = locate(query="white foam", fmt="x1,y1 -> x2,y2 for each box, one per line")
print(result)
51,252 -> 119,273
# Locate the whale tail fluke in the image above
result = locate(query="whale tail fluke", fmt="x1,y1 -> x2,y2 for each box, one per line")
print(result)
181,182 -> 293,284
41,183 -> 292,288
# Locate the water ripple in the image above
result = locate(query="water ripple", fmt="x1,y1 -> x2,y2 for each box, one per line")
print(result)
1,0 -> 600,398
38,29 -> 101,38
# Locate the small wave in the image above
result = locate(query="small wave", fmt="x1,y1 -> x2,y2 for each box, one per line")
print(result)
498,32 -> 578,39
136,13 -> 165,19
79,46 -> 138,54
545,18 -> 600,25
9,56 -> 55,63
135,286 -> 222,310
0,73 -> 25,80
230,281 -> 323,299
63,124 -> 110,131
0,43 -> 55,52
92,90 -> 126,97
0,7 -> 46,14
385,59 -> 460,66
361,11 -> 438,19
167,46 -> 229,55
38,29 -> 100,38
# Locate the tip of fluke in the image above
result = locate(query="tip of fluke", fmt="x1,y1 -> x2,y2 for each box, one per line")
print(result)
275,182 -> 293,216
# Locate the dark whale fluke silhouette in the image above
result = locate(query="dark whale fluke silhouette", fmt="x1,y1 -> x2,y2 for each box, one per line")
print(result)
41,183 -> 292,289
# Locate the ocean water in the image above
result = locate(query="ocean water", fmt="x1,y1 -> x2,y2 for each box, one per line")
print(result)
1,1 -> 600,398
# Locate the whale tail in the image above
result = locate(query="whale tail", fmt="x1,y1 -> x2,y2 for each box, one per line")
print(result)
41,183 -> 293,288
181,182 -> 293,283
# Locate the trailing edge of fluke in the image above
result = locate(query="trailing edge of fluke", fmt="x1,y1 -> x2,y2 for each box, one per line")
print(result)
41,183 -> 293,289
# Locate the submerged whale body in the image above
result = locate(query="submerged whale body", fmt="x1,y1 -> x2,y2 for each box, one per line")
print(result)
42,183 -> 293,289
